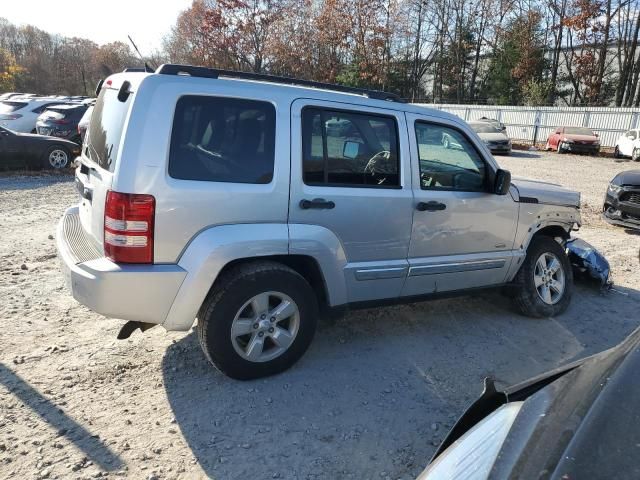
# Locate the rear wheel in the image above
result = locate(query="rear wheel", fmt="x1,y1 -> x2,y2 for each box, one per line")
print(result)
44,146 -> 70,169
633,147 -> 640,162
614,145 -> 621,158
513,236 -> 573,318
197,261 -> 318,380
557,142 -> 565,154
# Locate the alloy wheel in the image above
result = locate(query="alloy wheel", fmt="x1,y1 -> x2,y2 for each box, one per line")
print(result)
230,291 -> 300,363
48,149 -> 68,169
533,252 -> 565,305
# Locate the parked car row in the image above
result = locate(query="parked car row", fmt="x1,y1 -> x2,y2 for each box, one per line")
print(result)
0,92 -> 94,170
0,93 -> 92,140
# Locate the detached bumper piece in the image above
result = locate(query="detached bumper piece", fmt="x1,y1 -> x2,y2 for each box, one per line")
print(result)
566,238 -> 611,288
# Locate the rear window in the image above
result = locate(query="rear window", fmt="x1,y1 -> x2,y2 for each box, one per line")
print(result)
169,95 -> 276,184
86,88 -> 131,172
0,101 -> 27,113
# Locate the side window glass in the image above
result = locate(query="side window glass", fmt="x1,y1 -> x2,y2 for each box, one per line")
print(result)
415,122 -> 486,192
169,96 -> 276,184
302,108 -> 399,187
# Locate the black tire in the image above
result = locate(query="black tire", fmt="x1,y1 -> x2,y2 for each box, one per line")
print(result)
43,145 -> 71,169
197,260 -> 318,380
633,147 -> 640,162
557,142 -> 565,154
614,145 -> 621,158
512,236 -> 573,318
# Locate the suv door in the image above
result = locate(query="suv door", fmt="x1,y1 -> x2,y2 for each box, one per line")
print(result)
402,114 -> 519,296
289,99 -> 414,303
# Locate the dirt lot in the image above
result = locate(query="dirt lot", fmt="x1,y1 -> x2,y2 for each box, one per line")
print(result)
1,151 -> 639,480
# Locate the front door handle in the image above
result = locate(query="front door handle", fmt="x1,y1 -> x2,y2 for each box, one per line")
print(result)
300,198 -> 335,210
416,201 -> 446,212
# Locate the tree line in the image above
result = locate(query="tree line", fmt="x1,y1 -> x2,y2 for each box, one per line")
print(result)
3,0 -> 640,106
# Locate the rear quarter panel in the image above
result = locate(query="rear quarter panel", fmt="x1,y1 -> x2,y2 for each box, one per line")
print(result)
112,76 -> 291,263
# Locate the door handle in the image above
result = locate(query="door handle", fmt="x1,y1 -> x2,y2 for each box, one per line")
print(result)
299,198 -> 335,210
416,201 -> 446,212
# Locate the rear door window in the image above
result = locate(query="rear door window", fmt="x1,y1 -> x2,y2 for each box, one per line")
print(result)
169,95 -> 276,184
301,108 -> 400,187
86,87 -> 132,172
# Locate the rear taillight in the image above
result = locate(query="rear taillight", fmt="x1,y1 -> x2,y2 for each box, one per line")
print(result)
53,119 -> 70,125
104,191 -> 155,264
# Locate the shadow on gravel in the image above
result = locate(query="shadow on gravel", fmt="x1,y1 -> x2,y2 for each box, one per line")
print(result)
506,150 -> 541,159
0,363 -> 124,471
162,284 -> 640,479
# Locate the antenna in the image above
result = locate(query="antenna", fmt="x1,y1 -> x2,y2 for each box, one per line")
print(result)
127,35 -> 156,72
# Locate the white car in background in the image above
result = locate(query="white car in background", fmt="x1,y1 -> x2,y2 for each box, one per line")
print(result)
0,97 -> 74,133
614,128 -> 640,159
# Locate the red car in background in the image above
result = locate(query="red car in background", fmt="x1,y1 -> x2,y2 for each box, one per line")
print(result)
545,126 -> 600,155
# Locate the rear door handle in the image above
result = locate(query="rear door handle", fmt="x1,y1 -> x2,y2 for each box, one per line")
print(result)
416,201 -> 446,212
299,198 -> 335,210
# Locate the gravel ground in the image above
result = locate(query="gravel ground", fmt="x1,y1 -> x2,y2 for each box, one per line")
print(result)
1,151 -> 639,480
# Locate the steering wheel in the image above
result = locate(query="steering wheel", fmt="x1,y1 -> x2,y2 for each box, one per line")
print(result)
364,151 -> 392,175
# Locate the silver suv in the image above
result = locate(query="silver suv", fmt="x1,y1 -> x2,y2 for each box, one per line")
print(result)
57,65 -> 581,379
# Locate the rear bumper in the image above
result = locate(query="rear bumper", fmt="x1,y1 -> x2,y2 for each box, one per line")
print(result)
56,207 -> 187,325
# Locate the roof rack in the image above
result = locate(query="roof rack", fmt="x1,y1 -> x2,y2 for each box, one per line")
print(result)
155,64 -> 406,103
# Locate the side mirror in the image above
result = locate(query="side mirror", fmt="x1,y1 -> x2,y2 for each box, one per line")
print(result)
594,133 -> 599,137
343,141 -> 360,159
494,169 -> 511,195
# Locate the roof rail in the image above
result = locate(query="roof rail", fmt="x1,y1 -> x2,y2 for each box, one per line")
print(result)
155,64 -> 406,103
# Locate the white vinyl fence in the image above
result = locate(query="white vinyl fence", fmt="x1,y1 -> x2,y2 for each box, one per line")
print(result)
415,104 -> 640,149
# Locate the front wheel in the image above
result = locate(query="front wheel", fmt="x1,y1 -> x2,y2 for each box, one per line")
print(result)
197,261 -> 318,380
512,236 -> 573,318
633,147 -> 640,162
557,142 -> 565,154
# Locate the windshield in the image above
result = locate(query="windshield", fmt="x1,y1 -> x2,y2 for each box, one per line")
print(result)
470,123 -> 502,134
86,86 -> 131,172
0,101 -> 27,113
564,127 -> 595,136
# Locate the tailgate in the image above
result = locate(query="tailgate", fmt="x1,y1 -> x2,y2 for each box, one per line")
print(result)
76,157 -> 114,251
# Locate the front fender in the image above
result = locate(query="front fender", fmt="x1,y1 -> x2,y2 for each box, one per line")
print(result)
162,224 -> 288,331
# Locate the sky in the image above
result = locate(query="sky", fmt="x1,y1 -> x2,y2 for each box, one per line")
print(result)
1,0 -> 193,52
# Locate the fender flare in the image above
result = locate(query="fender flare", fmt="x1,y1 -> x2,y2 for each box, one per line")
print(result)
162,224 -> 289,331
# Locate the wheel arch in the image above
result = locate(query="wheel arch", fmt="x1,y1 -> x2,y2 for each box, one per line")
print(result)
162,223 -> 346,331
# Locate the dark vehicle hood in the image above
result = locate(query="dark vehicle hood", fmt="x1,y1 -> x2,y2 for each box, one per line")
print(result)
612,169 -> 640,186
491,327 -> 640,479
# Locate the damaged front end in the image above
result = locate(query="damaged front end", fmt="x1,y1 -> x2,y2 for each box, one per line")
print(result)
603,171 -> 640,231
